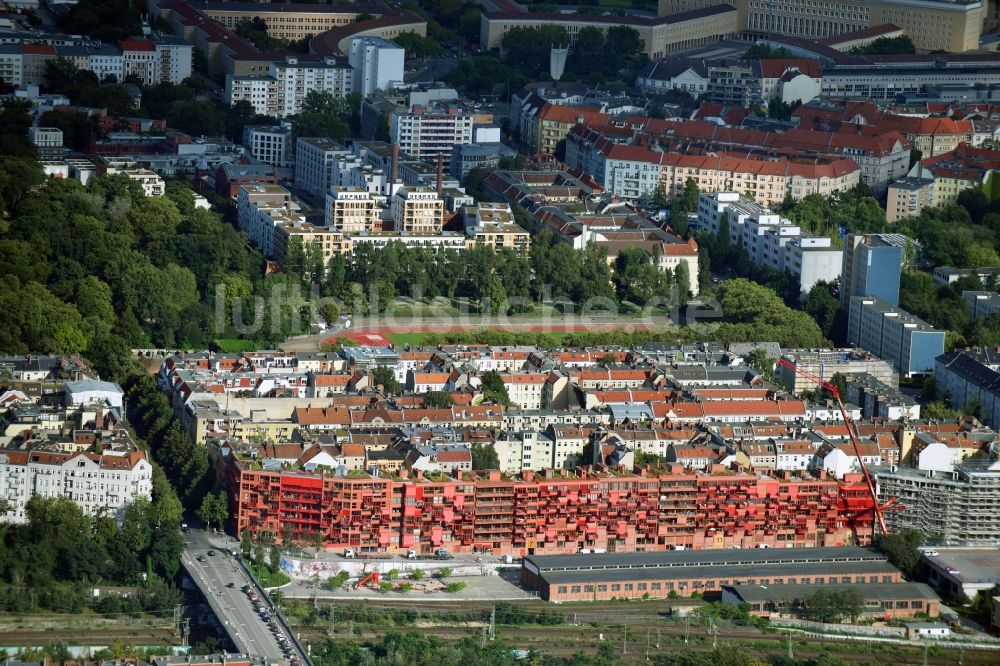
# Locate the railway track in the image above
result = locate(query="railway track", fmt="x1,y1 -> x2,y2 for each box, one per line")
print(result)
0,626 -> 178,646
295,618 -> 1000,665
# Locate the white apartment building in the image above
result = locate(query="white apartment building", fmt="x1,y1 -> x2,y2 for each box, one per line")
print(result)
497,373 -> 548,410
29,126 -> 63,152
495,431 -> 555,474
273,56 -> 354,118
325,187 -> 379,232
295,137 -> 345,199
348,36 -> 404,97
155,38 -> 193,84
236,183 -> 302,258
0,449 -> 152,524
226,57 -> 354,119
243,125 -> 295,169
697,192 -> 840,294
103,162 -> 166,196
390,186 -> 444,233
783,236 -> 843,295
390,102 -> 475,168
226,76 -> 282,117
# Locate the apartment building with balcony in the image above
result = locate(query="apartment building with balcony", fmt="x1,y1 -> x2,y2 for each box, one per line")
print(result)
227,457 -> 882,554
462,203 -> 530,256
390,186 -> 444,233
390,101 -> 474,169
325,187 -> 380,232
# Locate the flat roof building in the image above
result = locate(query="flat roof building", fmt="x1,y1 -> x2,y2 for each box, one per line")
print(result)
521,547 -> 904,602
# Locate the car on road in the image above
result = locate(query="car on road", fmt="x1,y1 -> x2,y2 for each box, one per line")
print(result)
197,555 -> 207,562
207,550 -> 216,556
226,582 -> 235,588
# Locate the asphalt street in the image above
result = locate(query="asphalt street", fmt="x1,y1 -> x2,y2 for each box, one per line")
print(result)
183,529 -> 304,662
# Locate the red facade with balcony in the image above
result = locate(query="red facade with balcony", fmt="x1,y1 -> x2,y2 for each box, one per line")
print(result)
229,456 -> 875,555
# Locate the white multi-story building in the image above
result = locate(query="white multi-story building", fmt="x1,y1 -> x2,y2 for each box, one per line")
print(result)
325,187 -> 379,232
390,186 -> 444,233
154,37 -> 193,84
0,449 -> 152,524
348,36 -> 404,97
390,102 -> 475,168
273,56 -> 354,118
225,76 -> 282,117
295,137 -> 345,200
236,182 -> 303,258
88,44 -> 124,82
783,236 -> 843,295
697,192 -> 840,294
226,56 -> 354,118
243,125 -> 295,170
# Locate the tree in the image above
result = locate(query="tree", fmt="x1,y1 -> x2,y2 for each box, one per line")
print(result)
241,529 -> 253,559
851,35 -> 916,55
166,100 -> 225,137
479,371 -> 510,408
471,442 -> 500,470
501,26 -> 570,78
269,544 -> 281,574
372,365 -> 402,393
874,528 -> 924,577
291,90 -> 353,142
425,391 -> 454,408
746,348 -> 774,381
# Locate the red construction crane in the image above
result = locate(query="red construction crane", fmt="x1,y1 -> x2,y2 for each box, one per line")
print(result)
776,358 -> 890,537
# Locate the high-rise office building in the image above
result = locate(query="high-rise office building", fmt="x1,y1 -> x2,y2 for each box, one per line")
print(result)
841,234 -> 904,307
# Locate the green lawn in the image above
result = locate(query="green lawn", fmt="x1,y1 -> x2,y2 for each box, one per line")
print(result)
386,331 -> 434,346
214,338 -> 266,353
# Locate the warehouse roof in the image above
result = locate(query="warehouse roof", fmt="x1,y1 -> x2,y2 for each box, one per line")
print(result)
525,546 -> 885,573
539,560 -> 901,585
724,581 -> 939,603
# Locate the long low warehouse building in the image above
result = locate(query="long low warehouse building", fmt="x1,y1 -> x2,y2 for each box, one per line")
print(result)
722,582 -> 942,619
521,547 -> 905,602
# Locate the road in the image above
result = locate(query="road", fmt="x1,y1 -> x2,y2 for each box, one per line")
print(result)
182,529 -> 305,662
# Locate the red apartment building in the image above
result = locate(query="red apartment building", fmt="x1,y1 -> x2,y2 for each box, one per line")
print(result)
228,455 -> 880,555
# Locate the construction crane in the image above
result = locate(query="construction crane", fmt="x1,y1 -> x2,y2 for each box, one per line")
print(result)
776,357 -> 891,537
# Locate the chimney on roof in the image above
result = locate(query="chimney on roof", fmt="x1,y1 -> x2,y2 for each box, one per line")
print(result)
436,153 -> 444,197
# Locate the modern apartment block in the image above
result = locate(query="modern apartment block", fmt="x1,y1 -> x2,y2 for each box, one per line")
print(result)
848,296 -> 945,376
295,137 -> 346,200
324,187 -> 380,232
348,36 -> 404,97
841,234 -> 904,307
462,203 -> 530,256
696,193 -> 841,295
243,125 -> 295,170
226,57 -> 354,118
236,182 -> 303,258
390,101 -> 475,168
389,186 -> 445,233
228,459 -> 882,554
876,461 -> 1000,544
886,177 -> 935,224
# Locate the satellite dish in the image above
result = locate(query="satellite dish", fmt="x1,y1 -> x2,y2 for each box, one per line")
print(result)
550,45 -> 569,82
